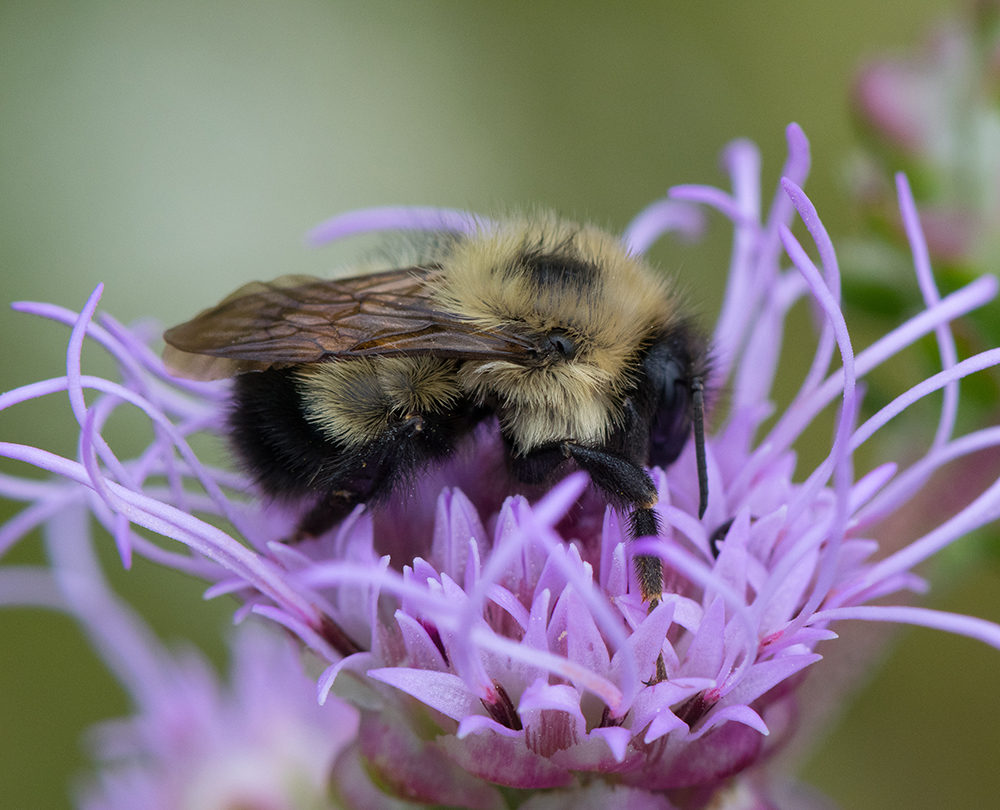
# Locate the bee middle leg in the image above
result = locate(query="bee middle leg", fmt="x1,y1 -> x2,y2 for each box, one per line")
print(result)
561,442 -> 663,605
511,440 -> 669,683
561,443 -> 674,683
295,412 -> 468,541
509,440 -> 663,604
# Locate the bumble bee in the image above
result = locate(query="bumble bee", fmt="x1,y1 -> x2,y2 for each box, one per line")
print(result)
163,214 -> 709,604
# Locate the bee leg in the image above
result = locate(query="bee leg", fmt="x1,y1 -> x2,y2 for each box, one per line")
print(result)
642,651 -> 670,686
562,442 -> 671,683
507,443 -> 571,485
510,440 -> 670,681
507,440 -> 664,601
560,443 -> 663,605
293,491 -> 364,541
288,440 -> 401,542
293,408 -> 484,541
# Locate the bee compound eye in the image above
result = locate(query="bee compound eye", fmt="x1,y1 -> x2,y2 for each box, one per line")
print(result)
661,358 -> 685,407
546,330 -> 576,359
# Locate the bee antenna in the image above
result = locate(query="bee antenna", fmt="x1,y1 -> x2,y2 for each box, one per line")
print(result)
691,377 -> 709,519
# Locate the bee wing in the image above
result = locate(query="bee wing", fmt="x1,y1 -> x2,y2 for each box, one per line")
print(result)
162,267 -> 535,380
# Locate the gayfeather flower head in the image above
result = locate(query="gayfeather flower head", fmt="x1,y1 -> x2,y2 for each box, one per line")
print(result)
4,124 -> 1000,808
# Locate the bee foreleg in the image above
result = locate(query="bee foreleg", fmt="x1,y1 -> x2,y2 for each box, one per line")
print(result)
561,442 -> 657,512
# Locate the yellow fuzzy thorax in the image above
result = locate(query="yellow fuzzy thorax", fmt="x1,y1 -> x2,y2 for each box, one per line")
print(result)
434,215 -> 678,449
460,359 -> 619,449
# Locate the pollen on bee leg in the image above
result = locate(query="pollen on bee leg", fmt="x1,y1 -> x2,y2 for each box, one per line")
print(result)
635,554 -> 663,604
630,505 -> 664,603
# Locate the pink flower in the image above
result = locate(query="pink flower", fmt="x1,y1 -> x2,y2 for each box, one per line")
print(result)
2,504 -> 362,810
852,15 -> 1000,265
3,124 -> 1000,808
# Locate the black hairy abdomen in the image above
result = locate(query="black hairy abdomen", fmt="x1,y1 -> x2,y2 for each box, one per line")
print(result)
229,366 -> 487,508
229,367 -> 340,498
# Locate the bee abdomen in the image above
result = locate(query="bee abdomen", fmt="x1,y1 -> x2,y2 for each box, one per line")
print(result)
229,366 -> 337,497
229,363 -> 487,517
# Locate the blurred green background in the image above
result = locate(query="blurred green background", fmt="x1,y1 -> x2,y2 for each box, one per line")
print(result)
2,1 -> 999,808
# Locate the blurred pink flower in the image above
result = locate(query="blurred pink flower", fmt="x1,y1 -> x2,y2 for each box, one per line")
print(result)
1,503 -> 363,810
852,14 -> 1000,265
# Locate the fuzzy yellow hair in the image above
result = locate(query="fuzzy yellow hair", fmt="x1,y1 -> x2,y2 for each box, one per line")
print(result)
432,215 -> 679,450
